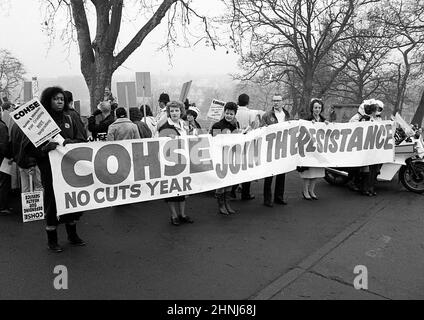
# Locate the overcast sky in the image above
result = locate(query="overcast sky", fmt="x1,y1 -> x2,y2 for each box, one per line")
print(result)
0,1 -> 240,79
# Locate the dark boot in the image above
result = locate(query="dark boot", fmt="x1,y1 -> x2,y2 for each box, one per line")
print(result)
224,192 -> 236,214
217,193 -> 229,215
46,229 -> 63,253
65,224 -> 86,246
360,173 -> 372,196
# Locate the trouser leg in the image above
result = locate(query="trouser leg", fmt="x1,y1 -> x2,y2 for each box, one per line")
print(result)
263,176 -> 273,203
0,172 -> 11,210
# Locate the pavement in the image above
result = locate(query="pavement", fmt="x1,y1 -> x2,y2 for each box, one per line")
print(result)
0,172 -> 423,300
253,180 -> 424,300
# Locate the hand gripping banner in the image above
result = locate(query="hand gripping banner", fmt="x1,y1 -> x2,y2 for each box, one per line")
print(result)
49,120 -> 395,216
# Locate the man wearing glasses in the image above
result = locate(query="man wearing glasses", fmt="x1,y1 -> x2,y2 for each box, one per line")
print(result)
260,94 -> 291,207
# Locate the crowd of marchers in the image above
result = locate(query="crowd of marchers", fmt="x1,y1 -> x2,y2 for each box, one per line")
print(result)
0,85 -> 408,252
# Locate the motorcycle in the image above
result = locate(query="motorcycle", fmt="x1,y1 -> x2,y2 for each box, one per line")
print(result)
324,121 -> 424,194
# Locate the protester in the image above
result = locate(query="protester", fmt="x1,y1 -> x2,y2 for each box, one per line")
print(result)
186,105 -> 202,135
350,100 -> 378,196
230,93 -> 258,200
0,115 -> 12,215
374,99 -> 384,121
210,102 -> 240,215
107,107 -> 141,141
140,104 -> 158,137
25,86 -> 87,252
88,101 -> 115,141
370,99 -> 385,192
129,107 -> 152,138
260,94 -> 290,207
297,98 -> 329,200
1,102 -> 15,134
156,92 -> 170,129
10,123 -> 43,194
64,90 -> 88,140
158,101 -> 194,226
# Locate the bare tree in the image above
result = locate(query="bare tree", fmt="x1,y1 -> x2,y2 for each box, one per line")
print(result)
0,49 -> 26,102
42,0 -> 218,111
222,0 -> 378,117
370,0 -> 424,116
326,27 -> 393,104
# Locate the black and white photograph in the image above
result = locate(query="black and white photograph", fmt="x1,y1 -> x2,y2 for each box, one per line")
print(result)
1,0 -> 424,307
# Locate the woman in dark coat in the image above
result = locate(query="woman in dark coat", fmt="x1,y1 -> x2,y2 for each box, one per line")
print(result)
26,86 -> 87,252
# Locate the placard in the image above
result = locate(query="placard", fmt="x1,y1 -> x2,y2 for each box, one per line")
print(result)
207,99 -> 226,121
22,191 -> 44,223
10,98 -> 61,147
136,72 -> 152,97
117,82 -> 137,111
179,81 -> 192,103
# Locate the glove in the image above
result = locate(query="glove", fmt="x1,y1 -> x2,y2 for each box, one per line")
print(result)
93,109 -> 102,116
41,142 -> 59,153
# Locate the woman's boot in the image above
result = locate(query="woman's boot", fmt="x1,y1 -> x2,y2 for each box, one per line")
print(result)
224,192 -> 236,214
217,193 -> 229,215
65,223 -> 86,246
46,228 -> 63,253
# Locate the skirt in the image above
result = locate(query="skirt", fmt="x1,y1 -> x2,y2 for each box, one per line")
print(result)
299,167 -> 325,179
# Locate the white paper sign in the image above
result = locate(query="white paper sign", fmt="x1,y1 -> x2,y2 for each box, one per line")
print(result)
10,98 -> 61,148
207,99 -> 226,121
0,158 -> 13,175
22,191 -> 44,223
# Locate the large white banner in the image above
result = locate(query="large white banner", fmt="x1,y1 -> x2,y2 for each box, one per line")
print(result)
49,120 -> 395,216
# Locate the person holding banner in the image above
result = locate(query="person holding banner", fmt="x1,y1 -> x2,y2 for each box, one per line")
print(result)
158,101 -> 194,226
260,95 -> 290,207
297,98 -> 329,200
210,102 -> 240,215
29,86 -> 87,252
0,116 -> 12,215
231,93 -> 258,201
350,100 -> 378,196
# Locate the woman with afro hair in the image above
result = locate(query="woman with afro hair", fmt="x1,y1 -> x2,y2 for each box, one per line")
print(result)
23,86 -> 87,252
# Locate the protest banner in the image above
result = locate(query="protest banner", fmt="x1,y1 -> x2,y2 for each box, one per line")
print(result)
136,72 -> 152,97
22,175 -> 44,223
116,82 -> 137,111
49,120 -> 395,216
179,81 -> 192,103
207,99 -> 226,121
10,98 -> 61,148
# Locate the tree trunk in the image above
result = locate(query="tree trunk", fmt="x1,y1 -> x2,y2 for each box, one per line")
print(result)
301,72 -> 314,119
85,54 -> 114,112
